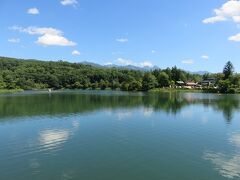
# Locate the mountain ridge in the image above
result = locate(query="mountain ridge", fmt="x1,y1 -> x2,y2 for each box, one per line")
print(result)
0,56 -> 210,75
80,61 -> 210,75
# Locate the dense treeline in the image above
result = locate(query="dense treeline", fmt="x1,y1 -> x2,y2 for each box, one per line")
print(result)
0,57 -> 201,91
203,61 -> 240,93
0,57 -> 239,93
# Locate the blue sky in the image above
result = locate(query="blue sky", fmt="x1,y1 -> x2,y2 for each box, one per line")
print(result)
1,0 -> 240,72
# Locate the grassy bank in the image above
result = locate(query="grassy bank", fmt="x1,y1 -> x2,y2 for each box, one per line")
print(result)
0,88 -> 239,95
0,89 -> 24,94
150,88 -> 240,94
149,88 -> 203,93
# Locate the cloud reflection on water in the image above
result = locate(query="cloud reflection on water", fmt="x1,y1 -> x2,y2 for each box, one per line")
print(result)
39,129 -> 70,150
203,133 -> 240,179
143,107 -> 154,117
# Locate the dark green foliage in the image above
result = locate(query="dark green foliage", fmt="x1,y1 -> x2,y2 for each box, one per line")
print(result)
142,73 -> 158,91
228,88 -> 236,94
0,57 -> 145,91
2,57 -> 239,93
230,74 -> 240,87
128,80 -> 142,91
223,61 -> 234,79
110,80 -> 120,90
153,67 -> 200,84
0,74 -> 6,89
157,72 -> 170,88
218,80 -> 231,93
121,82 -> 130,91
0,57 -> 203,91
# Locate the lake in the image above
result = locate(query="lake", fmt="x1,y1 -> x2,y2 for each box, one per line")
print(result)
0,90 -> 240,180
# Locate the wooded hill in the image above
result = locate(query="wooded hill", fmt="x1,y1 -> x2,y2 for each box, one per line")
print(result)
0,57 -> 202,91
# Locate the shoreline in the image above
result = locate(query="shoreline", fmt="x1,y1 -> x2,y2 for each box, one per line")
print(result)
0,89 -> 24,94
0,88 -> 239,95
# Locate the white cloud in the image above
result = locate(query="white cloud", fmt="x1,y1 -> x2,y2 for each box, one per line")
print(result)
61,0 -> 78,6
116,38 -> 128,43
37,34 -> 76,46
201,55 -> 209,60
72,50 -> 81,56
229,33 -> 240,41
140,61 -> 153,67
10,26 -> 76,46
203,16 -> 226,24
203,1 -> 240,24
203,1 -> 240,43
8,38 -> 20,43
151,50 -> 156,53
117,58 -> 153,67
233,16 -> 240,23
181,59 -> 194,64
27,8 -> 39,15
104,62 -> 113,66
117,58 -> 133,65
10,26 -> 62,35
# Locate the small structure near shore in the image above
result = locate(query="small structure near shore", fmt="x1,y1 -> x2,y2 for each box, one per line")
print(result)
176,81 -> 198,89
185,82 -> 198,88
176,81 -> 185,87
201,78 -> 216,87
174,78 -> 217,90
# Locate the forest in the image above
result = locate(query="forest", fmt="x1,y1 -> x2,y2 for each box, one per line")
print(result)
0,57 -> 239,93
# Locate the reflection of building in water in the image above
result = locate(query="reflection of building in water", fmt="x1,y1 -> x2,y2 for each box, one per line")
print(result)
203,133 -> 240,179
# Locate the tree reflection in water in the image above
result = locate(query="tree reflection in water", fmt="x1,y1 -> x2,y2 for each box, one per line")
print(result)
0,90 -> 239,123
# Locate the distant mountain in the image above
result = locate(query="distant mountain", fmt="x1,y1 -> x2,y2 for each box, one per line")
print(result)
80,61 -> 104,68
105,64 -> 159,71
80,61 -> 212,74
1,57 -> 210,74
80,61 -> 159,71
189,71 -> 210,75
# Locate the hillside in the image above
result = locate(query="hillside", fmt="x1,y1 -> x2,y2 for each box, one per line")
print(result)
0,56 -> 202,91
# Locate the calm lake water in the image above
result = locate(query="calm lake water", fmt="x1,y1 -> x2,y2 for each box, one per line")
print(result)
0,90 -> 240,180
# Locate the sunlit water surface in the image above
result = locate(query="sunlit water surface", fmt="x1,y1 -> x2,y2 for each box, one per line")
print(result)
0,90 -> 240,180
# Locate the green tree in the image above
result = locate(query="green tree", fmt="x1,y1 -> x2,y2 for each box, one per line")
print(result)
91,82 -> 99,89
142,73 -> 158,91
230,74 -> 240,87
218,80 -> 231,93
99,80 -> 107,90
4,74 -> 16,89
121,82 -> 130,91
171,66 -> 179,81
73,82 -> 83,89
111,80 -> 120,90
157,72 -> 170,87
223,61 -> 234,79
47,75 -> 60,89
0,75 -> 6,89
203,73 -> 210,80
128,80 -> 142,91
